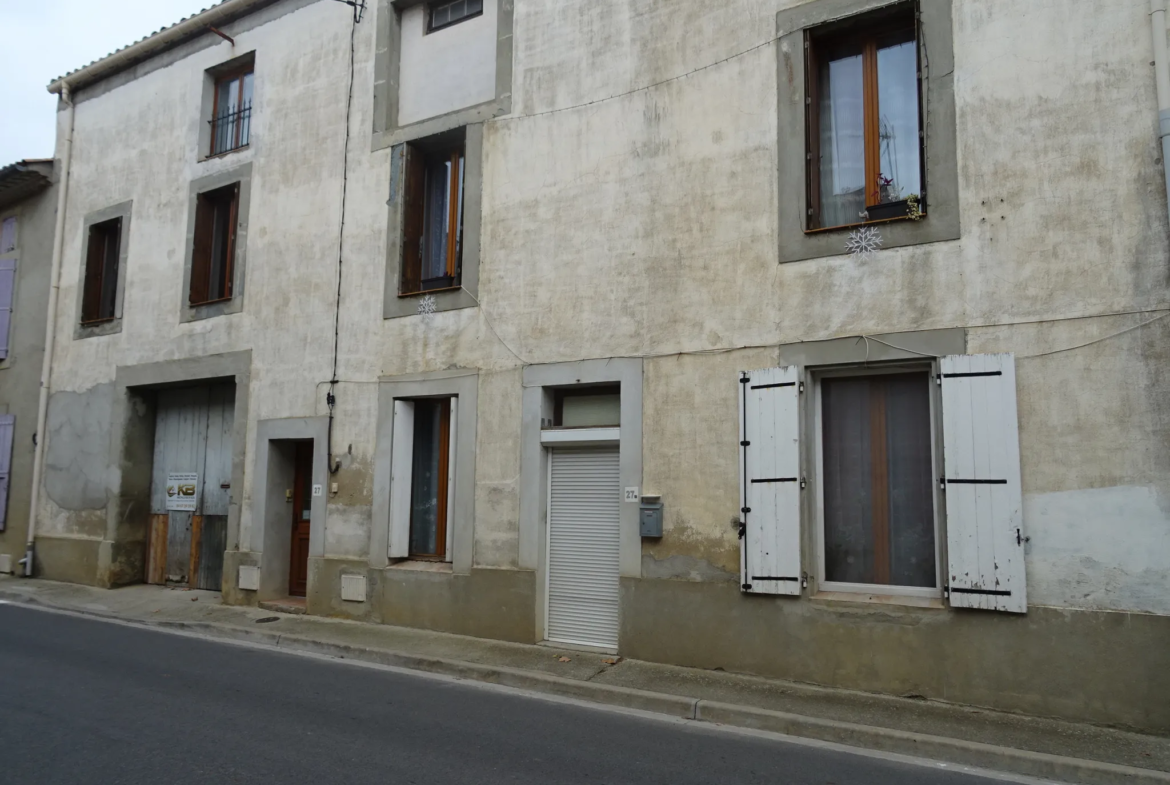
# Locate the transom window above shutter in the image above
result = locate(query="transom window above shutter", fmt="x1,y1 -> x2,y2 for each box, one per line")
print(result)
939,354 -> 1027,614
738,366 -> 802,596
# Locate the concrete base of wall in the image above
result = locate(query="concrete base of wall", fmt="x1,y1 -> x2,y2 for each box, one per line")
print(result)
34,536 -> 102,586
301,557 -> 537,642
619,577 -> 1170,734
97,538 -> 147,588
220,550 -> 260,607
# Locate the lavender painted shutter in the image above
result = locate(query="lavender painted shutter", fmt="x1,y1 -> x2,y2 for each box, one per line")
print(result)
0,217 -> 16,253
0,415 -> 14,532
0,258 -> 15,360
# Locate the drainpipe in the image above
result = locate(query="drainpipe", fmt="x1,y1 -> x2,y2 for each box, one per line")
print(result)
22,83 -> 75,577
1152,0 -> 1170,228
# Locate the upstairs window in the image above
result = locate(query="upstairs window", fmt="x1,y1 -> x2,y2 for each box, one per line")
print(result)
211,67 -> 253,156
81,217 -> 122,324
428,0 -> 483,32
400,134 -> 465,296
189,183 -> 239,305
806,4 -> 923,230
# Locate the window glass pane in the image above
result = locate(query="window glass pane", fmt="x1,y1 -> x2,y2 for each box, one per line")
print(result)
98,220 -> 120,319
560,394 -> 621,427
818,52 -> 866,227
432,5 -> 449,27
467,0 -> 482,14
876,40 -> 921,204
422,159 -> 451,281
410,400 -> 444,555
822,374 -> 935,588
240,72 -> 254,147
208,193 -> 233,299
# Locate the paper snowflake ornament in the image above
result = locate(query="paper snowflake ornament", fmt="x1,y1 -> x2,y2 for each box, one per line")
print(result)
417,294 -> 437,324
845,226 -> 882,260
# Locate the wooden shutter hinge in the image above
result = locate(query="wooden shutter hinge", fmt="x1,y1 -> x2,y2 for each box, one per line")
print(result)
740,376 -> 751,384
740,440 -> 751,447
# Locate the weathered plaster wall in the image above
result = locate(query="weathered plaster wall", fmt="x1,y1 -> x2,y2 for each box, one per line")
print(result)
0,179 -> 56,569
42,0 -> 1170,638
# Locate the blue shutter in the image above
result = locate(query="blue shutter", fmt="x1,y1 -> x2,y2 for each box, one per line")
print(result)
0,258 -> 14,360
0,415 -> 14,532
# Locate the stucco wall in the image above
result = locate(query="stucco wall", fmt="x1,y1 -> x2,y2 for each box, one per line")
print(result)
0,178 -> 56,569
40,0 -> 1170,631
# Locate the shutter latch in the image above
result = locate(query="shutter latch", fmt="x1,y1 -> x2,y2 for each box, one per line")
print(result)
737,521 -> 746,539
1016,529 -> 1030,546
800,477 -> 807,489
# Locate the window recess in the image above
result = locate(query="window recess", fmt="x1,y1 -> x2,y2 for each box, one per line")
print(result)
81,217 -> 122,324
389,397 -> 457,561
819,371 -> 937,591
189,183 -> 239,306
428,0 -> 483,32
400,131 -> 466,296
806,2 -> 924,231
210,67 -> 253,156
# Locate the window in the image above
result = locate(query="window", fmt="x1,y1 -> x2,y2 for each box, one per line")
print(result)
390,397 -> 457,561
400,136 -> 465,295
428,0 -> 483,32
211,68 -> 253,156
190,183 -> 239,305
81,217 -> 122,324
806,3 -> 923,230
408,399 -> 452,558
819,371 -> 936,590
553,386 -> 621,428
0,217 -> 16,254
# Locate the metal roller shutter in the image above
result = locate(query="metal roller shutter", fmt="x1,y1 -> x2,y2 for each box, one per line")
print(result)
547,446 -> 621,649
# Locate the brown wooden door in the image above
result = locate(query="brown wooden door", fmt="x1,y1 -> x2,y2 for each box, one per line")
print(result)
288,442 -> 313,597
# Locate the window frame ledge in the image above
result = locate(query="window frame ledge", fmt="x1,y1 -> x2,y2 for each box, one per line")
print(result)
387,559 -> 453,573
811,589 -> 945,609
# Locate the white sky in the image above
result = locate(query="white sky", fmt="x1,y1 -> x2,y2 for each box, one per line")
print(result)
0,0 -> 210,164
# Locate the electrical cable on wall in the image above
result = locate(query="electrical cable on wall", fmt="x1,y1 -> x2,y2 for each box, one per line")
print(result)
326,1 -> 362,475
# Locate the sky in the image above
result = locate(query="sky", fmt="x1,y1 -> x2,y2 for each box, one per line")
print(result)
0,0 -> 210,164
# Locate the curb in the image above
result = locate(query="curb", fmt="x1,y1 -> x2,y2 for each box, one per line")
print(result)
4,591 -> 1168,785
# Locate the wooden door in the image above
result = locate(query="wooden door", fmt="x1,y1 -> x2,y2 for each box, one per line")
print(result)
288,442 -> 313,597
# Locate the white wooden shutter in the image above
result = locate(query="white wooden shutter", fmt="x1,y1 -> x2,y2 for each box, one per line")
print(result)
0,415 -> 12,532
738,366 -> 802,595
444,397 -> 457,563
388,400 -> 415,559
940,354 -> 1026,613
547,446 -> 621,649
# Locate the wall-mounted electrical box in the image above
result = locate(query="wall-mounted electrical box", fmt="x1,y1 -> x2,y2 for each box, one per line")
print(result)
640,495 -> 663,538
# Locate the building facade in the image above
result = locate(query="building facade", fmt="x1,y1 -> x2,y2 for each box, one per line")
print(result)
0,160 -> 56,578
21,0 -> 1170,733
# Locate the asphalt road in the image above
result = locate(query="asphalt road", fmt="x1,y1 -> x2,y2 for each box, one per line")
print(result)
0,603 -> 1022,785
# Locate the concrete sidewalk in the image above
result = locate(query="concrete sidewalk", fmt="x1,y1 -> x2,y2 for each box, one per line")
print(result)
1,577 -> 1166,785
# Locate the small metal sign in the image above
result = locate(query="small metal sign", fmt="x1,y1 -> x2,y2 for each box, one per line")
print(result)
624,486 -> 640,503
166,473 -> 199,512
312,484 -> 323,497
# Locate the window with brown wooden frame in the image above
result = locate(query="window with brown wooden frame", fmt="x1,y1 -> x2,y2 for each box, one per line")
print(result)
189,183 -> 239,306
805,3 -> 923,231
408,398 -> 453,559
820,370 -> 937,589
400,136 -> 466,296
80,217 -> 122,324
210,67 -> 253,156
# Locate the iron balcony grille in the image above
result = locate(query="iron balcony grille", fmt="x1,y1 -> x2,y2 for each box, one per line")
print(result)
210,103 -> 252,156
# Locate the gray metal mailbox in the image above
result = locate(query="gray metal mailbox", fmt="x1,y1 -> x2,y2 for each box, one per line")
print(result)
639,500 -> 664,538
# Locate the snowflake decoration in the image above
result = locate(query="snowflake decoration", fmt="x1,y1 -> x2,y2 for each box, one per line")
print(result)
417,294 -> 437,324
845,226 -> 882,260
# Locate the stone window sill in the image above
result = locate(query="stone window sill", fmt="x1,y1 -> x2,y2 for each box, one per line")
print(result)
387,559 -> 452,573
811,590 -> 945,610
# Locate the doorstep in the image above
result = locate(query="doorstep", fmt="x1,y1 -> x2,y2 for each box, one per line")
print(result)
0,577 -> 1167,785
258,597 -> 307,615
